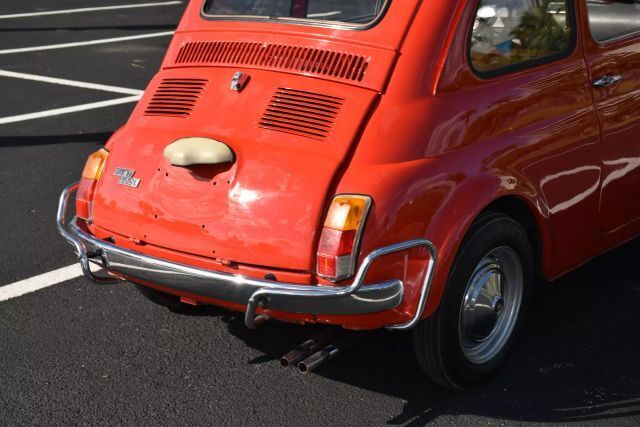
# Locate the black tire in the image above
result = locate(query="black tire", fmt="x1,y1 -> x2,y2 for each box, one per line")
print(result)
135,284 -> 197,311
412,212 -> 533,390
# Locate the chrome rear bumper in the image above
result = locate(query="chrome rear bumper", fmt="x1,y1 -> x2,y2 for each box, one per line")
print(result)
57,182 -> 437,329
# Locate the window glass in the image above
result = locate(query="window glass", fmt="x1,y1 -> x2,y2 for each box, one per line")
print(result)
470,0 -> 572,73
202,0 -> 389,26
587,1 -> 640,42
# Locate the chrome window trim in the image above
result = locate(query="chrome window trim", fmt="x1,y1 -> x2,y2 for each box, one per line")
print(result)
588,26 -> 640,46
467,0 -> 577,78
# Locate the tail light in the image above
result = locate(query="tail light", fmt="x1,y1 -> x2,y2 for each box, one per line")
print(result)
316,195 -> 372,282
76,148 -> 109,221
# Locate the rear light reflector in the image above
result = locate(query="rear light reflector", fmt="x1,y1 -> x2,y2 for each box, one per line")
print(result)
76,179 -> 96,220
316,195 -> 371,281
318,228 -> 357,256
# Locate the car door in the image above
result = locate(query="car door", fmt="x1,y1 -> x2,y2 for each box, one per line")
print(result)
583,0 -> 640,231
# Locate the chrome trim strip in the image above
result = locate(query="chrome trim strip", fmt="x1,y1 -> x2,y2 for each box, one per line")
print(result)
57,182 -> 437,329
387,241 -> 437,331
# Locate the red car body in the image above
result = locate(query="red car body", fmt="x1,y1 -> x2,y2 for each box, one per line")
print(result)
58,0 -> 640,381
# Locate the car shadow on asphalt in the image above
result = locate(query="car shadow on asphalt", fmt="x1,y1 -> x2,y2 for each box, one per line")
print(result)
190,236 -> 640,424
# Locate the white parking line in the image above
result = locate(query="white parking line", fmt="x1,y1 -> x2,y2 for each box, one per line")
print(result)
0,1 -> 183,19
0,264 -> 82,302
0,69 -> 143,95
0,31 -> 174,55
0,95 -> 142,125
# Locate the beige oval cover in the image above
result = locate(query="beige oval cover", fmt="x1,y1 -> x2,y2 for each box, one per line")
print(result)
163,137 -> 234,166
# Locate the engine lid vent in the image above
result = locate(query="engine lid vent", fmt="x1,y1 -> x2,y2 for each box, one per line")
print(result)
144,78 -> 208,118
259,88 -> 344,141
175,41 -> 370,82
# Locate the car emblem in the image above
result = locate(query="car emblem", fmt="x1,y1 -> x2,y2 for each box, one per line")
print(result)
230,71 -> 249,92
114,167 -> 141,188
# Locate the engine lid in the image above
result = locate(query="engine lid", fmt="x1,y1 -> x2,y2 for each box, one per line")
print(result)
91,67 -> 377,272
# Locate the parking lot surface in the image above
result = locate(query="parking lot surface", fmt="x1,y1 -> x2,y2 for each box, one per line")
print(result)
0,1 -> 638,425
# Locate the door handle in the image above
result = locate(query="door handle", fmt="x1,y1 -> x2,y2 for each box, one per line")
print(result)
592,74 -> 623,88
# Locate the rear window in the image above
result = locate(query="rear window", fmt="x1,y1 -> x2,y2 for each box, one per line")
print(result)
470,0 -> 573,74
202,0 -> 390,27
587,0 -> 640,42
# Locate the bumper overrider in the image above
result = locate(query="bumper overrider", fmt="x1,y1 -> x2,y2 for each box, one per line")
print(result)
56,182 -> 437,330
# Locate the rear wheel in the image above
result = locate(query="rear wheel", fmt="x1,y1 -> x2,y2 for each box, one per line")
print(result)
412,212 -> 533,390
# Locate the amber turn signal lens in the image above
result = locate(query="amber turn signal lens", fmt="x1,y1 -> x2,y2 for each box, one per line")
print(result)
81,148 -> 109,181
323,196 -> 369,231
77,148 -> 109,221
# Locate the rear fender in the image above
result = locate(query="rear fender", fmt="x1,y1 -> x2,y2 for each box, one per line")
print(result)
421,173 -> 550,319
335,156 -> 549,324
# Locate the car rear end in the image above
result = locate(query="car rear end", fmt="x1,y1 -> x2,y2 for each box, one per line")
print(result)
57,0 -> 435,330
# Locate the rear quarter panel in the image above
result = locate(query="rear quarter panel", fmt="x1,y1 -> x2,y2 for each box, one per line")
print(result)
335,0 -> 603,323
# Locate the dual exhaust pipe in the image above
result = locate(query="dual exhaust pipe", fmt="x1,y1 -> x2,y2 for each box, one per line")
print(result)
280,331 -> 363,374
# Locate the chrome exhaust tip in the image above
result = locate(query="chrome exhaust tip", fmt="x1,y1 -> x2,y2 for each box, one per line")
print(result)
297,345 -> 338,374
297,333 -> 364,374
280,345 -> 313,368
280,330 -> 338,368
298,361 -> 310,374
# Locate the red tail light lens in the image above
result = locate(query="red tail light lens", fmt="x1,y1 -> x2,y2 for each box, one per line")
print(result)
76,148 -> 109,221
316,195 -> 371,281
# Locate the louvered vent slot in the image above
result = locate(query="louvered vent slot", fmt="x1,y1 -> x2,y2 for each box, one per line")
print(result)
259,88 -> 344,140
144,78 -> 207,117
175,41 -> 369,82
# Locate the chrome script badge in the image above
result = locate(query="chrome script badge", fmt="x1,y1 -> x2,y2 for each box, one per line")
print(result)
114,167 -> 141,188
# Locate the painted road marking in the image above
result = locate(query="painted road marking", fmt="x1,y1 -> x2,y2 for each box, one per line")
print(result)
0,1 -> 182,19
0,31 -> 174,55
0,95 -> 142,125
0,264 -> 82,302
0,69 -> 143,95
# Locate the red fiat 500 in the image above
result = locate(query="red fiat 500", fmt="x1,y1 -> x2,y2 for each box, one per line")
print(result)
57,0 -> 640,389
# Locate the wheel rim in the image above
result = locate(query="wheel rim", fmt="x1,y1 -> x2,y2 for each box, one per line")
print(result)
458,246 -> 523,365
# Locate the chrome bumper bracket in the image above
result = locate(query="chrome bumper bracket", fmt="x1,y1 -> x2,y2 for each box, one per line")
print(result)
56,182 -> 123,285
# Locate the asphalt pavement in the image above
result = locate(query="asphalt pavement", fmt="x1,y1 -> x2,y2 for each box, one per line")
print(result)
0,1 -> 638,425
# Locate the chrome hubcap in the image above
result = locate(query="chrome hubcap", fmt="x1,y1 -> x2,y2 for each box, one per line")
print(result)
459,247 -> 523,364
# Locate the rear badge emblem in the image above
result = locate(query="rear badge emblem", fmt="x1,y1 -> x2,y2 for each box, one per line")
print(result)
114,168 -> 141,188
230,71 -> 249,92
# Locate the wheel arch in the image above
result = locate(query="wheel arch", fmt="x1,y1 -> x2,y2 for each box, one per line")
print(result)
480,195 -> 547,280
418,173 -> 552,320
336,157 -> 553,326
